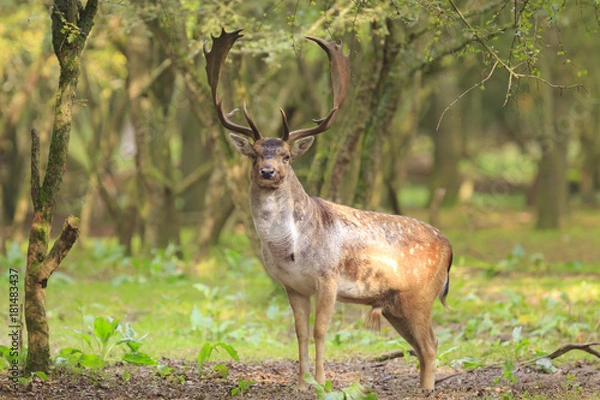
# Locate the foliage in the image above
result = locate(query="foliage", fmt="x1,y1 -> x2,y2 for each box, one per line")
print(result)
304,373 -> 377,400
231,377 -> 256,396
56,317 -> 156,369
196,342 -> 240,379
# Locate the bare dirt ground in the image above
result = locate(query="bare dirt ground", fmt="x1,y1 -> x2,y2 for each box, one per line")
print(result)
1,357 -> 599,399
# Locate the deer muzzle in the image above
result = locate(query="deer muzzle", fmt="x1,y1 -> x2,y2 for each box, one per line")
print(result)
259,166 -> 276,180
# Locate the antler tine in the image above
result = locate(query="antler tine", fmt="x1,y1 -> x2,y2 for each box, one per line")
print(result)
204,28 -> 261,141
286,36 -> 350,142
280,108 -> 291,141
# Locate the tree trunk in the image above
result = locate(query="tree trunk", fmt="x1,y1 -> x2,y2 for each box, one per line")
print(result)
536,140 -> 567,229
354,19 -> 407,209
429,70 -> 463,207
25,0 -> 97,373
197,168 -> 234,257
535,55 -> 569,230
127,24 -> 180,252
321,21 -> 385,206
579,94 -> 600,207
580,139 -> 600,207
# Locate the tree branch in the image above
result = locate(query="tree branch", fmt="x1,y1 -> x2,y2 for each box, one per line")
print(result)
448,0 -> 584,103
524,342 -> 600,363
79,0 -> 99,39
371,349 -> 417,362
436,61 -> 498,130
38,215 -> 79,286
435,342 -> 600,384
175,163 -> 212,196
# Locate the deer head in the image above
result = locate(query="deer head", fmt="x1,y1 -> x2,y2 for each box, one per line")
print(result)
204,29 -> 350,189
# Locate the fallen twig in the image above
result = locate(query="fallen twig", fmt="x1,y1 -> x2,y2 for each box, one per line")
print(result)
371,349 -> 417,362
522,342 -> 600,365
388,342 -> 600,385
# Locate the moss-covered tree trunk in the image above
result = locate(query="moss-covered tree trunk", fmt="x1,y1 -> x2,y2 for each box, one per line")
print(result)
25,0 -> 98,373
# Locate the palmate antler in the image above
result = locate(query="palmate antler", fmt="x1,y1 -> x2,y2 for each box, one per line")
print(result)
203,28 -> 350,142
204,29 -> 262,141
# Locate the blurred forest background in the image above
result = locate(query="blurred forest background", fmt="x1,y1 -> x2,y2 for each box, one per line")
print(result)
1,0 -> 600,257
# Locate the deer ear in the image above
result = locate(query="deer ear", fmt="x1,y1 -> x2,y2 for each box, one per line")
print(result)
291,136 -> 315,158
228,133 -> 255,157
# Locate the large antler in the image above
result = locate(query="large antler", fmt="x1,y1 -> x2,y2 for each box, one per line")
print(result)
204,28 -> 262,141
282,36 -> 350,142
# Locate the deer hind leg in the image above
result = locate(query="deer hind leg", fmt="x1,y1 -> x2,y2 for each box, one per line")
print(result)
383,303 -> 438,390
314,279 -> 337,385
285,287 -> 311,390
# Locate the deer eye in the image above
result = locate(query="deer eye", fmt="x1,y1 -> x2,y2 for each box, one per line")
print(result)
248,154 -> 257,162
283,155 -> 291,163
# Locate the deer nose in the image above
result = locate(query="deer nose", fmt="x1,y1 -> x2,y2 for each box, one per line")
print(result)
259,167 -> 275,179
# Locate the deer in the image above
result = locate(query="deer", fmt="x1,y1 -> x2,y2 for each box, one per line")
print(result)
203,28 -> 453,391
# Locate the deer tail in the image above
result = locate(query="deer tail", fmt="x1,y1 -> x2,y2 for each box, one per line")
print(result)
365,307 -> 383,331
438,251 -> 453,309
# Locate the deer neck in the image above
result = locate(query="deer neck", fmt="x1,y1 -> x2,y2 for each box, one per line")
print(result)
249,168 -> 311,248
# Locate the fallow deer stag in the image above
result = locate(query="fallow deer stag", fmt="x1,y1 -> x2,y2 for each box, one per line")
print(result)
204,28 -> 453,391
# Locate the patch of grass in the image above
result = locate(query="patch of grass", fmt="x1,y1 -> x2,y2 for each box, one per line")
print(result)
0,210 -> 599,388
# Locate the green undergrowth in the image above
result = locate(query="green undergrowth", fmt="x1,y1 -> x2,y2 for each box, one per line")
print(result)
1,211 -> 599,394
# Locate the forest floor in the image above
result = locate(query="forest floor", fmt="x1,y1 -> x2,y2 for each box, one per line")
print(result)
2,357 -> 599,399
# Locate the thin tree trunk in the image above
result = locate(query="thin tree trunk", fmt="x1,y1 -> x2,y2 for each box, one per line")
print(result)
535,57 -> 568,230
580,108 -> 599,207
25,0 -> 98,373
197,168 -> 234,258
536,139 -> 568,229
429,71 -> 463,207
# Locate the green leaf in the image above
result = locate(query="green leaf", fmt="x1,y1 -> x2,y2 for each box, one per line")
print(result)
93,317 -> 120,345
32,371 -> 49,381
0,345 -> 17,363
457,356 -> 484,370
304,373 -> 326,397
120,339 -> 142,353
58,347 -> 82,356
212,363 -> 229,379
197,342 -> 213,367
122,352 -> 157,366
237,378 -> 255,390
190,305 -> 213,331
535,357 -> 558,374
511,326 -> 523,343
341,382 -> 372,399
216,342 -> 239,361
323,393 -> 345,400
156,363 -> 173,377
73,330 -> 93,349
78,353 -> 105,369
499,358 -> 517,384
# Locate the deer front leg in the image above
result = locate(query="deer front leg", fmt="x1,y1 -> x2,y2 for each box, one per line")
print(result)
314,279 -> 337,385
285,286 -> 311,390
